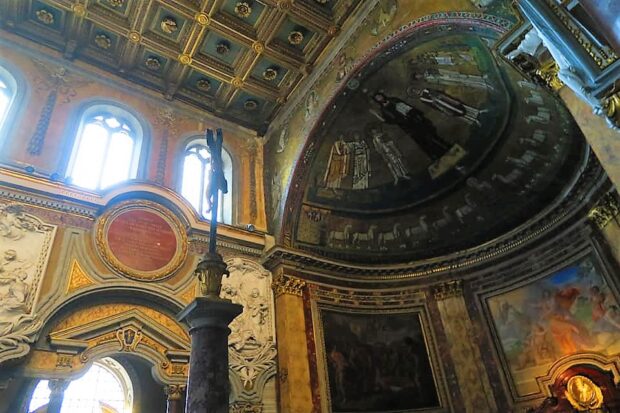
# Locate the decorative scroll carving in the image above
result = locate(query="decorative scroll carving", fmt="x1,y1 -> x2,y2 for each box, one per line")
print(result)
0,204 -> 55,364
271,272 -> 305,297
230,401 -> 263,413
588,192 -> 619,229
223,258 -> 277,406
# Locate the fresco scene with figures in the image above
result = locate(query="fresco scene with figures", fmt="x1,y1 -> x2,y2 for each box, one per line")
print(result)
292,22 -> 586,263
0,0 -> 619,412
319,309 -> 439,412
488,255 -> 620,396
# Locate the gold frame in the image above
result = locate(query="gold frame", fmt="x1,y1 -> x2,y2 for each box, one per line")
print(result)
95,200 -> 188,281
311,300 -> 449,413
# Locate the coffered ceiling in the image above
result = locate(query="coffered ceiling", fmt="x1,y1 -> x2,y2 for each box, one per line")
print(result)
0,0 -> 363,130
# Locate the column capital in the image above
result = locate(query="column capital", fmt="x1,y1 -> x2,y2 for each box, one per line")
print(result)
588,192 -> 619,229
48,379 -> 70,393
177,296 -> 242,331
164,384 -> 186,401
271,273 -> 306,297
432,280 -> 463,301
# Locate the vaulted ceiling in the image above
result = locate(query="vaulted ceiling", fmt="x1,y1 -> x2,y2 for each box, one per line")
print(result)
0,0 -> 362,130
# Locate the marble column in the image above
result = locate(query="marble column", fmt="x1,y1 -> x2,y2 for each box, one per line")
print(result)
46,379 -> 70,413
433,281 -> 497,413
164,384 -> 186,413
271,271 -> 314,413
178,297 -> 242,413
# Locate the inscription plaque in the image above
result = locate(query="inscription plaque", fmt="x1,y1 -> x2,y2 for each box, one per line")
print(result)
96,201 -> 187,280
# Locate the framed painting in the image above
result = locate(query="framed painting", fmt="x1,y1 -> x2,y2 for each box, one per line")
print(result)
485,251 -> 620,397
314,305 -> 442,412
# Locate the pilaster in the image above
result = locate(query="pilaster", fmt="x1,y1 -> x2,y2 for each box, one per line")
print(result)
271,271 -> 314,413
433,281 -> 497,413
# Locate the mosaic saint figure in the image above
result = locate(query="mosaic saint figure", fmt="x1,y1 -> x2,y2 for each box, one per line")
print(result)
371,92 -> 451,161
323,135 -> 350,189
411,68 -> 494,90
411,87 -> 486,126
350,133 -> 371,190
370,127 -> 409,185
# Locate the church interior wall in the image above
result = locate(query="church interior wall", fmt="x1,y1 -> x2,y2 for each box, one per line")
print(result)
0,1 -> 618,412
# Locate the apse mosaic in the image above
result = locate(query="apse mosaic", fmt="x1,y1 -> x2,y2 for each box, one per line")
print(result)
488,255 -> 620,396
319,309 -> 439,412
291,23 -> 586,263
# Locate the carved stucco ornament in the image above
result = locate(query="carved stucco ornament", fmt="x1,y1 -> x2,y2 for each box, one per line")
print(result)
222,258 -> 277,406
235,2 -> 253,18
94,34 -> 112,50
0,204 -> 56,364
161,16 -> 178,34
35,9 -> 55,25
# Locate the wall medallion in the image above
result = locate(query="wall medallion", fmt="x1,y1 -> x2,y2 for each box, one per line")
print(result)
96,201 -> 188,281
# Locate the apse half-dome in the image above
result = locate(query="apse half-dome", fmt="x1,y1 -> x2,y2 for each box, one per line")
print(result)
288,23 -> 587,264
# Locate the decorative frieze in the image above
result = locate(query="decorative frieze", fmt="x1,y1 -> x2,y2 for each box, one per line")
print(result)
271,272 -> 306,297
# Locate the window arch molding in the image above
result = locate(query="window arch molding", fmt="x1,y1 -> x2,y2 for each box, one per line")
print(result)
0,58 -> 28,155
60,99 -> 151,190
175,133 -> 237,225
28,357 -> 134,413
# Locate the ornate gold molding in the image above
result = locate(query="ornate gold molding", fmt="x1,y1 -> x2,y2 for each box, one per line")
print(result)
66,259 -> 94,293
588,192 -> 620,229
433,280 -> 463,301
95,200 -> 188,281
271,273 -> 305,297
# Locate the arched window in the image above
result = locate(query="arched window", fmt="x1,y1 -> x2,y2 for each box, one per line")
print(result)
0,65 -> 17,137
29,357 -> 133,413
180,138 -> 233,224
67,104 -> 144,190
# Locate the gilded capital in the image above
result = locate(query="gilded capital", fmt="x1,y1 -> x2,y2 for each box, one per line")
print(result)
271,273 -> 305,297
535,60 -> 563,92
601,91 -> 620,130
432,280 -> 463,301
588,192 -> 620,229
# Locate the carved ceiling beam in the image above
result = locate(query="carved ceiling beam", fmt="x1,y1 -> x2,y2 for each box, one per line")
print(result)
182,22 -> 208,56
288,3 -> 332,35
153,0 -> 201,16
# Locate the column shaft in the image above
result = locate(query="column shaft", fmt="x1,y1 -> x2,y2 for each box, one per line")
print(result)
177,297 -> 242,413
46,379 -> 69,413
186,325 -> 230,413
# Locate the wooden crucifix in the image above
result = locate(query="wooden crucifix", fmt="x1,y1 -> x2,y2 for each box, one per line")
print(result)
205,128 -> 228,253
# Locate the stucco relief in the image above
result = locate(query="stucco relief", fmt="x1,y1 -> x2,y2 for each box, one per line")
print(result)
222,258 -> 277,406
0,204 -> 56,363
